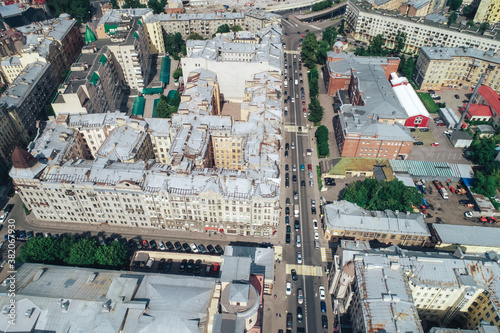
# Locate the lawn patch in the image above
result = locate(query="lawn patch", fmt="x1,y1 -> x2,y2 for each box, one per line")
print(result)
417,92 -> 439,114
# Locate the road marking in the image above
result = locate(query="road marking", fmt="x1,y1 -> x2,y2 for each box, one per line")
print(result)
284,50 -> 300,55
320,248 -> 333,262
286,264 -> 323,276
284,125 -> 309,133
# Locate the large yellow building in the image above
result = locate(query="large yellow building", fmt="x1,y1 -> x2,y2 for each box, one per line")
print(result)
415,46 -> 500,92
474,0 -> 500,24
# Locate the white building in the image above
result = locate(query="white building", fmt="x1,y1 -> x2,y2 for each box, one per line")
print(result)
181,25 -> 283,101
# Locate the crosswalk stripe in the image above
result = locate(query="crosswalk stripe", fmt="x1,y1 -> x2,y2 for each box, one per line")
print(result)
320,248 -> 333,262
286,264 -> 324,277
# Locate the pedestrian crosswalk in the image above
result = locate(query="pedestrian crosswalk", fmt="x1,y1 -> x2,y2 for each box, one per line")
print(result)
274,245 -> 283,261
284,125 -> 309,133
321,248 -> 333,262
286,264 -> 323,277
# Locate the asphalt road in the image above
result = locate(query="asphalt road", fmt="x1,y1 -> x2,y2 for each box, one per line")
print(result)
282,18 -> 332,333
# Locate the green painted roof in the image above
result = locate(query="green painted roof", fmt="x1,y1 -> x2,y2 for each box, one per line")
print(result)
132,96 -> 145,117
133,31 -> 139,39
104,24 -> 118,35
99,54 -> 107,66
137,19 -> 143,26
142,87 -> 163,95
159,56 -> 171,84
89,72 -> 100,86
84,25 -> 97,44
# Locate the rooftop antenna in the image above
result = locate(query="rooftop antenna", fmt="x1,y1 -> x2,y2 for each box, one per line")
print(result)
455,72 -> 486,131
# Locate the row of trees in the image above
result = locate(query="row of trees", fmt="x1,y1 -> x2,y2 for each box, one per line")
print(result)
315,125 -> 330,157
468,138 -> 500,197
340,178 -> 423,212
312,0 -> 334,11
216,24 -> 244,34
18,236 -> 127,268
156,91 -> 181,118
300,27 -> 343,69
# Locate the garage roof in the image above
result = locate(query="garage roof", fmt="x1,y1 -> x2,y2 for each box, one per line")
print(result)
433,224 -> 500,248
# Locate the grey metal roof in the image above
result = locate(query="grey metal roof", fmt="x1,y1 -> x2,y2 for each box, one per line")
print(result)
220,256 -> 251,283
212,314 -> 245,333
421,46 -> 500,64
324,200 -> 430,236
0,4 -> 22,18
433,224 -> 500,249
450,130 -> 473,141
229,283 -> 250,303
224,245 -> 275,282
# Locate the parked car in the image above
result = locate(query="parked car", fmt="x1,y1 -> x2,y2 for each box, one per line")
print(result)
291,269 -> 298,282
419,128 -> 430,132
444,130 -> 453,135
297,306 -> 303,323
459,200 -> 470,205
174,241 -> 182,251
149,240 -> 157,250
297,252 -> 302,264
215,245 -> 224,254
322,315 -> 328,329
320,301 -> 327,313
286,282 -> 292,295
319,286 -> 326,300
464,211 -> 474,217
311,207 -> 317,215
313,219 -> 318,230
194,259 -> 202,274
164,259 -> 172,272
158,258 -> 166,271
179,259 -> 187,272
190,243 -> 199,253
182,243 -> 191,252
414,142 -> 424,146
286,197 -> 291,206
165,241 -> 174,251
454,94 -> 460,99
186,259 -> 194,272
431,142 -> 440,146
207,244 -> 216,254
311,199 -> 316,207
286,233 -> 291,244
142,240 -> 149,249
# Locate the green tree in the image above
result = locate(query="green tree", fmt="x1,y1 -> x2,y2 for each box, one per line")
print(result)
156,92 -> 181,118
58,235 -> 76,263
448,0 -> 462,11
67,238 -> 97,266
309,68 -> 319,97
315,125 -> 329,157
354,47 -> 365,56
312,0 -> 333,11
322,26 -> 338,47
231,25 -> 243,32
394,30 -> 407,54
111,0 -> 119,9
472,171 -> 497,197
368,34 -> 386,56
187,33 -> 204,40
173,67 -> 183,80
164,32 -> 186,58
47,0 -> 91,23
95,241 -> 127,267
301,32 -> 318,69
479,22 -> 490,34
448,11 -> 458,26
216,24 -> 231,34
45,104 -> 55,119
469,138 -> 496,165
316,40 -> 330,65
18,237 -> 62,264
148,0 -> 163,13
340,178 -> 423,212
402,56 -> 415,79
338,19 -> 345,35
309,97 -> 324,123
232,8 -> 237,12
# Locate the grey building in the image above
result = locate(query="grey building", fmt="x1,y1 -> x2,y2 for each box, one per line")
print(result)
450,131 -> 473,148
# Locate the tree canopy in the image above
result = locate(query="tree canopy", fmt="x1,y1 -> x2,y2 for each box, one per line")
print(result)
315,125 -> 329,157
447,0 -> 462,11
172,67 -> 183,80
164,32 -> 186,60
312,0 -> 333,11
47,0 -> 90,23
479,22 -> 490,34
308,97 -> 324,123
156,92 -> 181,118
231,25 -> 243,32
187,33 -> 204,40
18,235 -> 127,269
147,0 -> 165,14
340,178 -> 423,212
448,11 -> 458,26
216,24 -> 231,34
301,32 -> 319,68
394,30 -> 407,53
322,26 -> 338,48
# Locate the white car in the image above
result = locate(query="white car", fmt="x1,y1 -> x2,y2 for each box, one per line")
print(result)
314,230 -> 319,240
443,130 -> 453,135
297,251 -> 302,264
464,211 -> 474,218
319,286 -> 326,300
286,282 -> 292,295
291,98 -> 295,103
311,199 -> 316,207
190,243 -> 199,253
158,241 -> 166,251
303,112 -> 307,117
313,219 -> 318,230
0,213 -> 6,224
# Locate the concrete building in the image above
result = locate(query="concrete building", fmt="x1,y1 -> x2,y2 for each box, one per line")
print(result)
450,130 -> 473,147
0,61 -> 57,139
0,29 -> 24,58
414,47 -> 500,92
323,200 -> 431,246
438,107 -> 462,129
345,0 -> 500,54
0,263 -> 218,333
178,68 -> 222,116
432,223 -> 500,253
474,0 -> 500,24
51,45 -> 129,116
96,10 -> 153,91
182,25 -> 282,101
331,240 -> 500,330
165,0 -> 184,14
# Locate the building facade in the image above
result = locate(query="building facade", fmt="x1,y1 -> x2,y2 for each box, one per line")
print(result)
474,0 -> 500,24
345,0 -> 500,54
415,47 -> 500,92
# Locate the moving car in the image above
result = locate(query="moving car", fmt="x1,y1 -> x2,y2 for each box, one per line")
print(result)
297,307 -> 303,323
311,207 -> 317,215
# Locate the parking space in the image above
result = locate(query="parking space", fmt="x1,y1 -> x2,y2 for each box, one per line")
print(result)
130,251 -> 222,276
419,180 -> 500,227
432,88 -> 472,112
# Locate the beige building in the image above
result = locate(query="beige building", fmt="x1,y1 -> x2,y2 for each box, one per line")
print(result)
345,0 -> 500,53
212,135 -> 246,170
332,241 -> 500,330
474,0 -> 500,24
178,69 -> 222,116
415,46 -> 500,92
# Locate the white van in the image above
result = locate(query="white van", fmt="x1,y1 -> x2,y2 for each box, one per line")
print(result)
296,235 -> 301,248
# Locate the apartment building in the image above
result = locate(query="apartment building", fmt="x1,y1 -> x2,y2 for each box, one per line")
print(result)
0,108 -> 22,179
146,118 -> 172,164
0,61 -> 57,139
51,45 -> 129,116
178,68 -> 222,116
474,0 -> 500,24
165,0 -> 184,14
415,47 -> 500,92
324,201 -> 431,246
182,25 -> 283,100
331,240 -> 500,330
366,0 -> 445,16
345,0 -> 500,54
0,30 -> 24,58
17,15 -> 84,74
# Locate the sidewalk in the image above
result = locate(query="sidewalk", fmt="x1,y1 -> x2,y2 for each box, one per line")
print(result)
316,65 -> 340,159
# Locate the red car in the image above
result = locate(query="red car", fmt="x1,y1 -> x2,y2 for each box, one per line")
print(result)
303,108 -> 307,113
431,142 -> 439,146
142,240 -> 149,248
308,164 -> 312,171
302,101 -> 305,105
213,262 -> 220,273
437,122 -> 446,126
